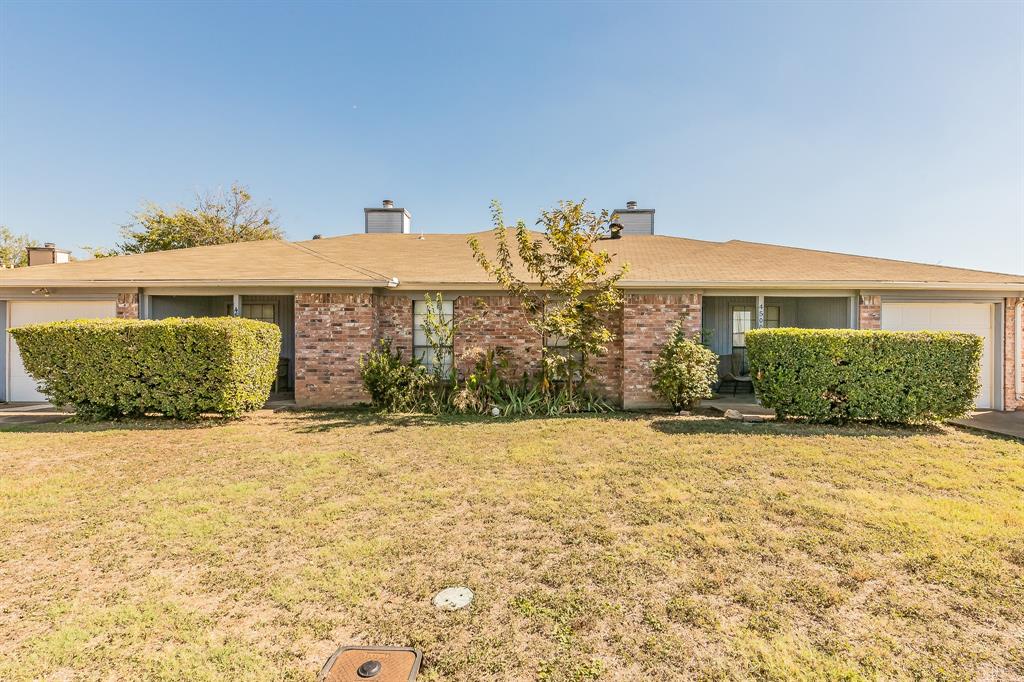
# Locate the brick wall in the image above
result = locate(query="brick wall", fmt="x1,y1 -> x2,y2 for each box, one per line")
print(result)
115,293 -> 139,319
1004,298 -> 1022,411
590,306 -> 624,401
374,294 -> 413,360
453,295 -> 542,380
621,292 -> 702,409
294,292 -> 375,407
858,295 -> 881,330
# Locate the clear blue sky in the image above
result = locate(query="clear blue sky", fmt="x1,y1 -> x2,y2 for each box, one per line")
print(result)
1,1 -> 1021,274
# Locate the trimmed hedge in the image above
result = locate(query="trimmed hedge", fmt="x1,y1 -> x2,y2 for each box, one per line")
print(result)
10,317 -> 281,419
746,328 -> 982,424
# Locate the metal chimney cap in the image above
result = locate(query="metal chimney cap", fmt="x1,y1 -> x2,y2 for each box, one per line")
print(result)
382,199 -> 395,208
625,201 -> 638,210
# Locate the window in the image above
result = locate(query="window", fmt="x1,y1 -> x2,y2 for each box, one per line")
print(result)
542,304 -> 583,382
242,302 -> 276,324
413,297 -> 454,376
765,305 -> 781,329
732,306 -> 753,347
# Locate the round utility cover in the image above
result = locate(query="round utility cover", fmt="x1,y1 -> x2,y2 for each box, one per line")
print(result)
432,586 -> 474,611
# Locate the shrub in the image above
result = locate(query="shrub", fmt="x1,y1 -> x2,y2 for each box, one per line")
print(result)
10,317 -> 281,419
746,328 -> 982,424
358,339 -> 433,412
650,323 -> 720,410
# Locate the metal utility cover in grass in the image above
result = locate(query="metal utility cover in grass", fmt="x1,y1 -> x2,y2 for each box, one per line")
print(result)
433,586 -> 474,610
317,646 -> 422,681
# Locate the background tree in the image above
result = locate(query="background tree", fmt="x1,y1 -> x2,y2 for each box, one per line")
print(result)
107,184 -> 282,255
469,200 -> 628,399
0,226 -> 39,268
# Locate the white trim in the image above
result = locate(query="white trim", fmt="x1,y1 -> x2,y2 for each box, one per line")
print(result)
0,278 -> 390,288
2,279 -> 1021,293
2,300 -> 8,402
392,281 -> 1024,292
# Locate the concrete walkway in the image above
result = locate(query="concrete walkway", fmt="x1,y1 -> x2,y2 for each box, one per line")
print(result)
949,411 -> 1024,440
0,402 -> 72,426
700,398 -> 776,419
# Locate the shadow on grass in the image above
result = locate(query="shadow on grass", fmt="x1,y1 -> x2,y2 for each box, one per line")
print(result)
0,414 -> 238,434
649,416 -> 946,439
2,407 -> 954,441
290,407 -> 645,433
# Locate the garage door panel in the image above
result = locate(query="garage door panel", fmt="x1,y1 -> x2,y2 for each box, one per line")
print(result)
7,301 -> 117,402
880,302 -> 994,409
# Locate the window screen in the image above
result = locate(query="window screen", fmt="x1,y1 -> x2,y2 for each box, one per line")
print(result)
242,302 -> 276,324
732,306 -> 753,347
413,298 -> 454,375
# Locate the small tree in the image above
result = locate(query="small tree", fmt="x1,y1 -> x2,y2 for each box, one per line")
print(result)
418,293 -> 457,383
468,200 -> 627,399
0,226 -> 39,268
650,322 -> 719,411
108,184 -> 282,255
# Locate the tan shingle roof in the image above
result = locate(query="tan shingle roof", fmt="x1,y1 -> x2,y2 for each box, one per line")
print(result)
0,239 -> 393,286
1,231 -> 1020,289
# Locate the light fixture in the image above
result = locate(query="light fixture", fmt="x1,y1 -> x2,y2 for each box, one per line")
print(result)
31,288 -> 52,297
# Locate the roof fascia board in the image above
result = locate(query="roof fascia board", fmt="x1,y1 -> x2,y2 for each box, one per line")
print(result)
0,279 -> 388,288
396,280 -> 1024,292
864,289 -> 1014,301
701,288 -> 856,297
619,280 -> 1024,291
3,279 -> 1020,293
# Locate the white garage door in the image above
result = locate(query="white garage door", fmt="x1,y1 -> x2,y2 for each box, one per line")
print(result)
880,302 -> 995,409
6,300 -> 117,402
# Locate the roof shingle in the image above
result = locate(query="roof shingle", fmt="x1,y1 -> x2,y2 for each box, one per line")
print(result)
1,231 -> 1019,289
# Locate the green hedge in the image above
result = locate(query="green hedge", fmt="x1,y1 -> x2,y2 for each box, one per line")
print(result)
10,317 -> 281,419
746,328 -> 982,424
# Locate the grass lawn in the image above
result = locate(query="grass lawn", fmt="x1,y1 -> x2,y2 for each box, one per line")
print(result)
1,411 -> 1022,681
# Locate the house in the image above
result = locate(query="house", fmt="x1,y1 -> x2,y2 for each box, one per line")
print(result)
1,200 -> 1022,411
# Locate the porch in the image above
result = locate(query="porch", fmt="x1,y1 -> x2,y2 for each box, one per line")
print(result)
702,295 -> 854,393
145,294 -> 295,393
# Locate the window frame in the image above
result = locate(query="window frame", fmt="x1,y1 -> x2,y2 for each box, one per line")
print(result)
241,302 -> 277,325
731,305 -> 754,348
412,296 -> 455,376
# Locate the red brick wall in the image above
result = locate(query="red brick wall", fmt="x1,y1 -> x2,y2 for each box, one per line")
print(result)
590,306 -> 623,401
453,295 -> 542,380
1004,298 -> 1022,411
294,292 -> 375,407
621,292 -> 702,409
858,295 -> 881,330
116,293 -> 139,319
290,290 -> 699,409
374,294 -> 413,360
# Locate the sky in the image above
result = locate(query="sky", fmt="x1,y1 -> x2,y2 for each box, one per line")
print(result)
1,1 -> 1022,274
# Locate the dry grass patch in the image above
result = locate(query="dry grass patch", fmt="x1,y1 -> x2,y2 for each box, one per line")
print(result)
0,411 -> 1021,680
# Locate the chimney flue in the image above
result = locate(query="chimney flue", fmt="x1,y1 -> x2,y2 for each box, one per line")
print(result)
364,199 -> 411,234
614,200 -> 655,235
27,242 -> 71,266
